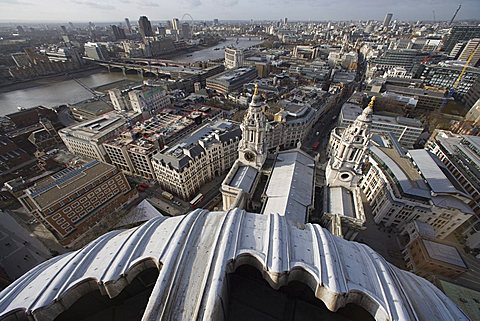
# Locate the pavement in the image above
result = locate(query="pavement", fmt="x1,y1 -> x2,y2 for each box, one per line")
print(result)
355,197 -> 407,269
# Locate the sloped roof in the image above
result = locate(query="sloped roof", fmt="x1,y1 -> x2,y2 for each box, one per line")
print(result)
0,209 -> 469,321
262,151 -> 315,224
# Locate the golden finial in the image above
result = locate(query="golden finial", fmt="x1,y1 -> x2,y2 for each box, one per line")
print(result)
254,83 -> 259,96
368,96 -> 376,109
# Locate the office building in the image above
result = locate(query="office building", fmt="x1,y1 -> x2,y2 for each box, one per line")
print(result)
458,38 -> 480,67
17,160 -> 133,245
426,130 -> 480,249
128,86 -> 171,115
385,84 -> 452,112
206,67 -> 257,95
0,209 -> 469,321
83,42 -> 109,60
124,18 -> 132,33
111,25 -> 126,41
421,61 -> 480,99
293,45 -> 320,60
403,221 -> 468,279
181,22 -> 191,39
269,101 -> 319,150
152,120 -> 241,200
224,46 -> 244,69
360,135 -> 473,240
104,113 -> 197,179
443,25 -> 480,54
59,114 -> 131,162
138,16 -> 153,39
383,13 -> 393,27
463,78 -> 480,110
366,50 -> 427,79
338,102 -> 423,148
108,85 -> 171,115
172,18 -> 180,31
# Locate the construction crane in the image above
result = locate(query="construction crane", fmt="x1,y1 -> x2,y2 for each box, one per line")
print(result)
438,50 -> 475,112
449,4 -> 461,26
453,49 -> 476,89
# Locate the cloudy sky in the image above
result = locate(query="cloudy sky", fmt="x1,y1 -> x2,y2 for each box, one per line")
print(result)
0,0 -> 479,22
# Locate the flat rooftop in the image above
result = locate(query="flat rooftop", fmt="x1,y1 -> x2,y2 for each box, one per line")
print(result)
207,67 -> 256,83
341,103 -> 422,128
60,112 -> 132,141
422,239 -> 467,269
70,99 -> 113,116
26,160 -> 116,209
262,151 -> 315,224
408,149 -> 461,195
370,145 -> 431,199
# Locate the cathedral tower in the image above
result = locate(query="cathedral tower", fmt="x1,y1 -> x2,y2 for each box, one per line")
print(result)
326,96 -> 375,188
238,84 -> 268,169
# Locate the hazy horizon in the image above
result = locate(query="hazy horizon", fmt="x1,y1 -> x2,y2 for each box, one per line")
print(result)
0,0 -> 479,23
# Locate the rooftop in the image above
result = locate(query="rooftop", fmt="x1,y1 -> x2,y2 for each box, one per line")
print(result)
59,113 -> 130,142
422,239 -> 467,269
0,209 -> 470,321
370,142 -> 473,211
262,150 -> 315,224
408,149 -> 463,195
25,160 -> 116,209
70,99 -> 113,116
327,186 -> 356,218
207,67 -> 256,84
341,103 -> 422,128
229,165 -> 258,194
154,120 -> 241,170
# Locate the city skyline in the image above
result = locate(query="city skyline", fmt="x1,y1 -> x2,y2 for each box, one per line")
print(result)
0,0 -> 479,22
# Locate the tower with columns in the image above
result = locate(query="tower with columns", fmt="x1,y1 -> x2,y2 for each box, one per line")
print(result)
238,84 -> 268,170
326,96 -> 375,188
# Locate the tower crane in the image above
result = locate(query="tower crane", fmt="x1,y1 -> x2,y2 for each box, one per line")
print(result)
449,4 -> 461,26
453,49 -> 476,90
439,50 -> 476,112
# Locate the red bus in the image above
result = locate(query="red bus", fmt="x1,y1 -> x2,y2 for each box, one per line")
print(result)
189,193 -> 204,208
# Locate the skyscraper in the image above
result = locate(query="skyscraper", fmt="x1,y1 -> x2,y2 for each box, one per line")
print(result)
138,16 -> 153,39
172,18 -> 180,30
181,22 -> 191,39
125,17 -> 132,33
111,25 -> 126,41
383,13 -> 393,27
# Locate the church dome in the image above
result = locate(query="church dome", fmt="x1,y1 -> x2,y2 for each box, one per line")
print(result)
0,209 -> 469,321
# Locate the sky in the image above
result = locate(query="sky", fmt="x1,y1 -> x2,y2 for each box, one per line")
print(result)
0,0 -> 479,23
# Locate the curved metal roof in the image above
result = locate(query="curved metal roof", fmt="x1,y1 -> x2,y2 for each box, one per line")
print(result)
0,209 -> 470,321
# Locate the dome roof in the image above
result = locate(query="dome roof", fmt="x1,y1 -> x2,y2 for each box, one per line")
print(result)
0,209 -> 469,321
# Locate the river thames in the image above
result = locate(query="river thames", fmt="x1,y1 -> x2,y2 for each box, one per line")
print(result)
0,38 -> 263,116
